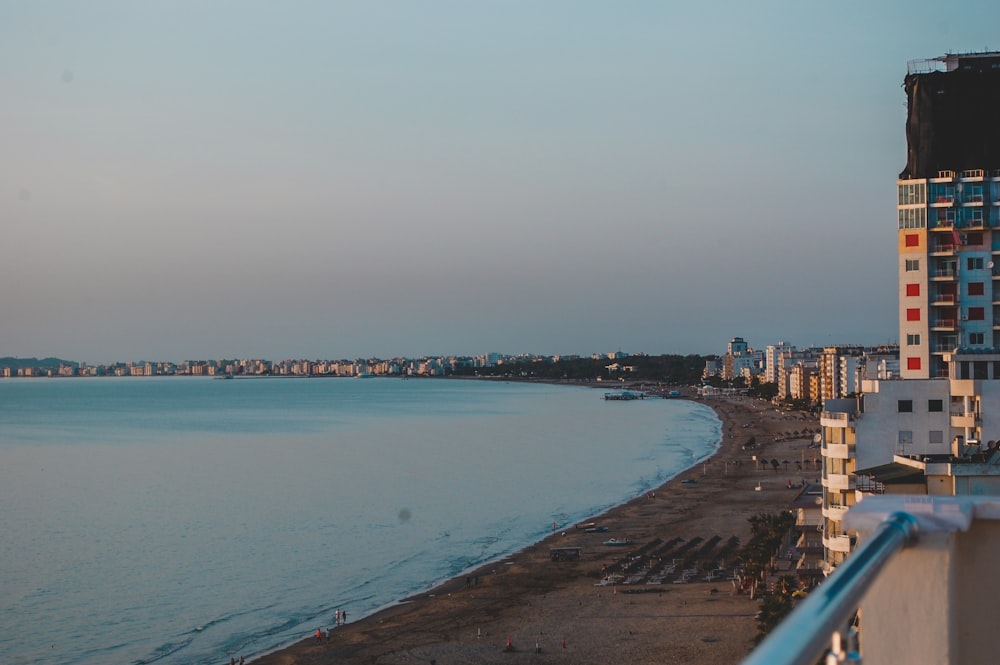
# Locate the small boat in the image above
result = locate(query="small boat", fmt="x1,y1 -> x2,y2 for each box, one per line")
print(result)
575,521 -> 597,529
603,537 -> 632,546
585,525 -> 609,532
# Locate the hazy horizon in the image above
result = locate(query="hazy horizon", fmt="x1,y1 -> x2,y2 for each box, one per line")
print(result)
4,2 -> 998,364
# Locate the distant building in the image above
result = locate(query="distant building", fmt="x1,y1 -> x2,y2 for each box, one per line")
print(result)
765,342 -> 795,384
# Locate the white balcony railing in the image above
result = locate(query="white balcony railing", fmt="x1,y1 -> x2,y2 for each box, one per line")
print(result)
740,496 -> 1000,665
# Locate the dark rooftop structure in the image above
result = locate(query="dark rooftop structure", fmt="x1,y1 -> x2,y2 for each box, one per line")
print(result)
900,51 -> 1000,179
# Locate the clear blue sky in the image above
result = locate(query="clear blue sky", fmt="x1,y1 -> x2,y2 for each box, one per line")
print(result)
2,1 -> 998,363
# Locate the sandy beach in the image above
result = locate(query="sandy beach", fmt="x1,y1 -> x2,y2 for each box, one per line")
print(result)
252,392 -> 819,665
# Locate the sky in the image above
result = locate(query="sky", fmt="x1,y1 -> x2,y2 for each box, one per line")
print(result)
3,1 -> 1000,364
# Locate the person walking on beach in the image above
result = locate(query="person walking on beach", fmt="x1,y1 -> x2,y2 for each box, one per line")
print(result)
335,609 -> 340,626
342,610 -> 348,624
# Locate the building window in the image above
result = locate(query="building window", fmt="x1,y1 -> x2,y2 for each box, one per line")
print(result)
898,208 -> 927,229
968,307 -> 985,321
905,259 -> 920,271
905,233 -> 919,247
928,399 -> 943,412
970,332 -> 985,345
898,400 -> 913,413
906,308 -> 921,321
968,282 -> 985,296
898,431 -> 913,451
967,257 -> 985,270
906,333 -> 921,345
898,182 -> 927,205
976,362 -> 989,380
929,430 -> 944,444
966,231 -> 984,245
906,283 -> 920,297
907,357 -> 921,370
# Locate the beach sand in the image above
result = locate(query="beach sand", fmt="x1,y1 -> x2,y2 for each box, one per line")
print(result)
252,392 -> 820,665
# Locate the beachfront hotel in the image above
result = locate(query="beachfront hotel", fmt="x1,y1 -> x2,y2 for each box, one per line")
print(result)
774,52 -> 1000,665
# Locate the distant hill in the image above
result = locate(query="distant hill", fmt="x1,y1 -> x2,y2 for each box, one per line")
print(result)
0,357 -> 77,369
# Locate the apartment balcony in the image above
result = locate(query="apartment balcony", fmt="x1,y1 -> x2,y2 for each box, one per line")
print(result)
931,318 -> 957,330
931,293 -> 957,305
820,411 -> 856,428
931,243 -> 957,255
950,411 -> 981,428
931,342 -> 959,354
822,503 -> 849,522
822,473 -> 853,491
931,269 -> 957,281
740,496 -> 1000,665
930,195 -> 955,207
822,533 -> 853,553
822,443 -> 852,460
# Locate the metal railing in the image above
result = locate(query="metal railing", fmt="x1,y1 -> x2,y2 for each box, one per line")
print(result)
739,511 -> 919,665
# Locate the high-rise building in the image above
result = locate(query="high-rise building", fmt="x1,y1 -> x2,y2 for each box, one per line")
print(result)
896,52 -> 1000,380
821,52 -> 1000,567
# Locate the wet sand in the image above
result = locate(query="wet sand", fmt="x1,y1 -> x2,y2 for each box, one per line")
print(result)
252,392 -> 820,665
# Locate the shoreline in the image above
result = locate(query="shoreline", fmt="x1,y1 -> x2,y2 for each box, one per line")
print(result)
252,391 -> 817,665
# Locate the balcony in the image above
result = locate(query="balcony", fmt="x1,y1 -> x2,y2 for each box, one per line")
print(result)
950,411 -> 981,428
822,533 -> 852,553
822,443 -> 852,460
739,496 -> 1000,665
931,269 -> 957,281
820,411 -> 855,427
930,244 -> 957,255
931,293 -> 957,305
931,318 -> 957,330
822,473 -> 853,491
822,503 -> 849,521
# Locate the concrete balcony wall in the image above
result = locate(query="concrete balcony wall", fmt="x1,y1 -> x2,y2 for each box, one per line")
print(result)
822,504 -> 849,521
823,443 -> 852,459
820,412 -> 856,428
846,496 -> 1000,665
822,473 -> 853,491
822,533 -> 852,553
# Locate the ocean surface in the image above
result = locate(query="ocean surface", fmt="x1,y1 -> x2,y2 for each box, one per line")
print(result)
0,377 -> 720,665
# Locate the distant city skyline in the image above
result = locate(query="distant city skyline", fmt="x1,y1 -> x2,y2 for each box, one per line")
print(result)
3,2 -> 999,364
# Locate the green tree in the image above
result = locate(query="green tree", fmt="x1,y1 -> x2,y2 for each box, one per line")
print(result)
754,575 -> 802,643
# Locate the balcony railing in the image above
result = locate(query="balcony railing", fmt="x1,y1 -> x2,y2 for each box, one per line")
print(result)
740,496 -> 1000,665
820,411 -> 855,425
740,510 -> 918,665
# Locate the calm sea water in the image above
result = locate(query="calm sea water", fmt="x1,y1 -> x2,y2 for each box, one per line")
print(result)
0,377 -> 720,665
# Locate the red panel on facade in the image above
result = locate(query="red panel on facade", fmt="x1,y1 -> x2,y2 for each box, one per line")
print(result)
906,283 -> 920,297
905,233 -> 919,247
906,308 -> 921,321
907,357 -> 921,370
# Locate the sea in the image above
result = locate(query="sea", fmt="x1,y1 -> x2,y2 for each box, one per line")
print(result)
0,376 -> 721,665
